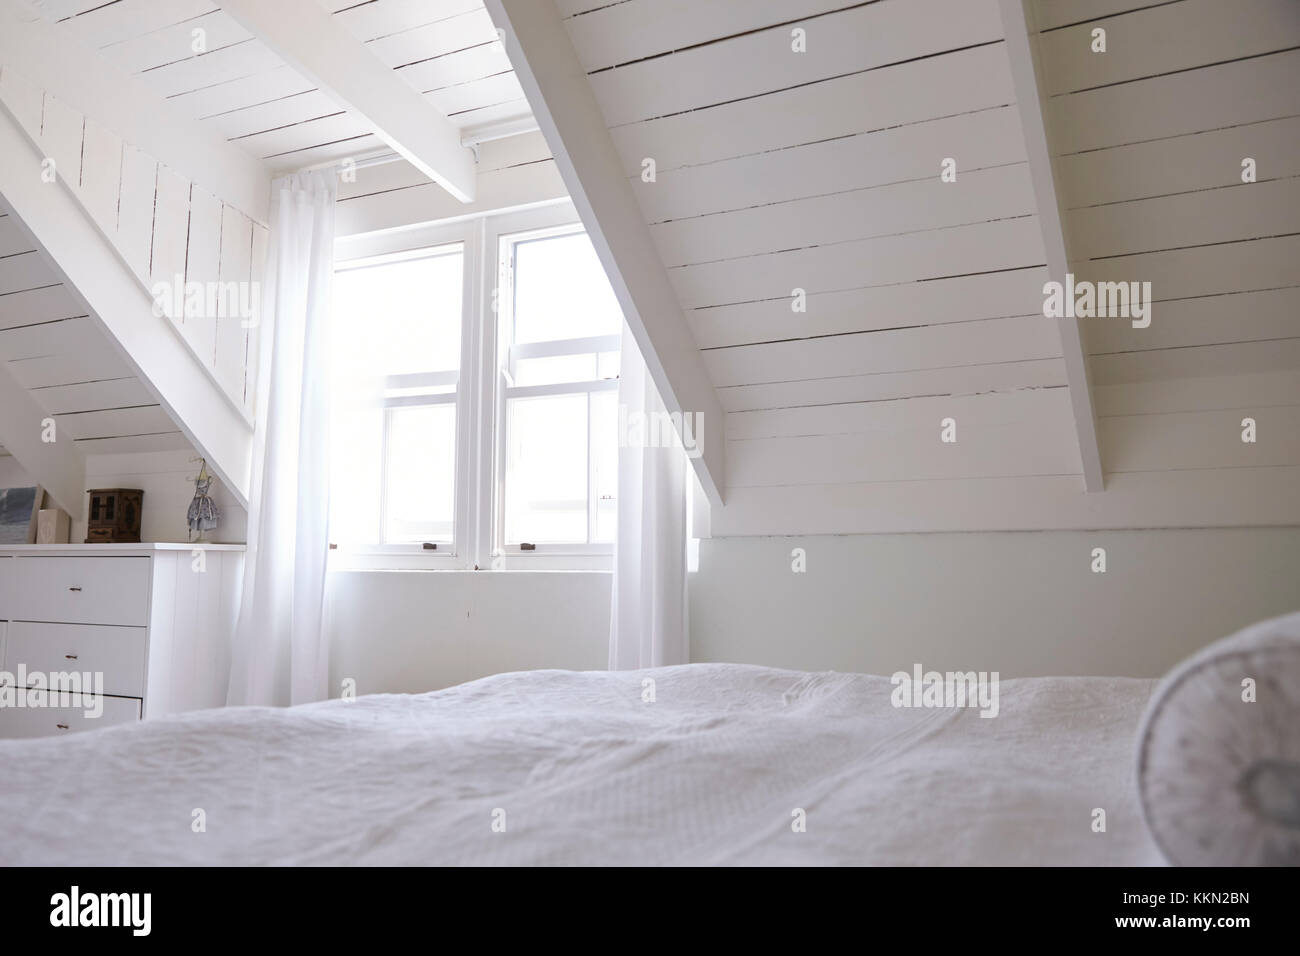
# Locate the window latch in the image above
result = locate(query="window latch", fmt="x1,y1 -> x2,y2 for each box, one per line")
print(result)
519,542 -> 536,551
422,542 -> 438,550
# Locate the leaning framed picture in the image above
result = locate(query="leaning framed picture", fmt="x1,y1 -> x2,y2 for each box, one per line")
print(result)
0,485 -> 43,544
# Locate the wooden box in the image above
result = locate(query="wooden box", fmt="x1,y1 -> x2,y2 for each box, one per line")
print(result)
85,488 -> 144,544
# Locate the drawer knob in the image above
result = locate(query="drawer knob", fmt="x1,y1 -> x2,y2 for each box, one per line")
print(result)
56,723 -> 69,730
64,654 -> 78,660
68,586 -> 82,592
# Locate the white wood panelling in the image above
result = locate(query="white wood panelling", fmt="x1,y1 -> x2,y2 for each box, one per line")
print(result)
537,0 -> 1300,532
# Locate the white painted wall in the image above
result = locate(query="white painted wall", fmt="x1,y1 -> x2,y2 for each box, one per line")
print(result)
326,569 -> 610,694
0,455 -> 32,488
690,528 -> 1300,678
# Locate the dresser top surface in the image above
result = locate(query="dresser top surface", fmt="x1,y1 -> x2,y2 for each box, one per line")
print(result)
0,543 -> 245,554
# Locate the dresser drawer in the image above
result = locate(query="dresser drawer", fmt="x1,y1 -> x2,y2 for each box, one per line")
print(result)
0,693 -> 140,738
10,556 -> 150,626
3,621 -> 147,698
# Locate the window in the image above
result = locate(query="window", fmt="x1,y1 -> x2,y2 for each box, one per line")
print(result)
496,227 -> 621,552
329,205 -> 621,570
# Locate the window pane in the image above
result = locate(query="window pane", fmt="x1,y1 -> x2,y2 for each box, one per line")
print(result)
334,248 -> 462,379
512,353 -> 598,387
505,393 -> 587,544
512,233 -> 622,344
591,390 -> 618,543
384,404 -> 457,545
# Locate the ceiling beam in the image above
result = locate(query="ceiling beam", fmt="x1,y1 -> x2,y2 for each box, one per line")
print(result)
0,356 -> 86,519
0,2 -> 270,223
482,0 -> 727,504
221,0 -> 477,204
1000,0 -> 1104,491
0,106 -> 253,508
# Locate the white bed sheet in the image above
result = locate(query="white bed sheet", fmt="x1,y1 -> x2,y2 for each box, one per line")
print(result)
0,664 -> 1162,865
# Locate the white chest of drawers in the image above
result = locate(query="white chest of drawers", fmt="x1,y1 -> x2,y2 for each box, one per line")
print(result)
0,544 -> 244,739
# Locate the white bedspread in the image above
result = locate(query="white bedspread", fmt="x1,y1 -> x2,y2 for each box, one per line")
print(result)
0,664 -> 1162,865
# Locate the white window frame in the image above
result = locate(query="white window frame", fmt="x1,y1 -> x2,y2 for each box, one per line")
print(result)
330,202 -> 614,572
493,220 -> 621,564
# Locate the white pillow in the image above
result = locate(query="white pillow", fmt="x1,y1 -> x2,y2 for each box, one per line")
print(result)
1136,610 -> 1300,866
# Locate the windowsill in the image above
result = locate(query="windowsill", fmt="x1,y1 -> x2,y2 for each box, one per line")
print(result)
327,550 -> 612,572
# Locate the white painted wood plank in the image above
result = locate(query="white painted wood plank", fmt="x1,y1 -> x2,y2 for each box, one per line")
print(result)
652,163 -> 1036,268
78,117 -> 124,234
717,359 -> 1067,412
1102,406 -> 1300,473
1076,234 -> 1300,298
55,404 -> 176,441
182,185 -> 223,364
232,110 -> 372,159
244,222 -> 267,409
445,96 -> 530,129
365,8 -> 497,67
609,43 -> 1015,175
28,377 -> 156,415
729,387 -> 1073,440
223,0 -> 478,201
1005,0 -> 1104,490
1052,49 -> 1300,154
0,17 -> 271,223
711,465 -> 1300,535
38,93 -> 84,189
0,250 -> 60,296
180,66 -> 317,120
1032,0 -> 1162,31
1069,177 -> 1300,260
1040,0 -> 1300,96
1092,338 -> 1300,386
337,0 -> 483,42
136,39 -> 285,98
592,0 -> 1005,127
632,106 -> 1027,224
0,285 -> 84,330
690,267 -> 1050,349
1087,287 -> 1300,355
100,10 -> 253,76
62,0 -> 218,48
8,349 -> 133,389
0,357 -> 86,515
75,431 -> 191,454
116,145 -> 158,282
1058,116 -> 1300,208
199,89 -> 339,140
1096,369 -> 1300,416
149,165 -> 191,301
335,158 -> 567,236
0,66 -> 45,139
705,315 -> 1063,388
564,0 -> 852,72
0,216 -> 33,259
0,314 -> 96,360
215,205 -> 252,404
262,133 -> 383,171
395,42 -> 512,94
728,408 -> 1081,486
426,71 -> 524,117
670,216 -> 1045,310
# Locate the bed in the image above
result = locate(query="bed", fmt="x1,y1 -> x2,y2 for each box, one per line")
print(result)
0,663 -> 1162,865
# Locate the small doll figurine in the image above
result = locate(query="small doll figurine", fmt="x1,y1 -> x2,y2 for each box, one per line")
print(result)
187,458 -> 221,542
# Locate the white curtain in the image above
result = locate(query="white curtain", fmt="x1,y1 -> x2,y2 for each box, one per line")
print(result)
227,170 -> 337,707
608,327 -> 690,670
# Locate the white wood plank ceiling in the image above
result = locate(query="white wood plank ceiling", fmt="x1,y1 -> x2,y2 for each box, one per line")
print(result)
34,0 -> 533,170
0,202 -> 191,456
550,0 -> 1300,531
